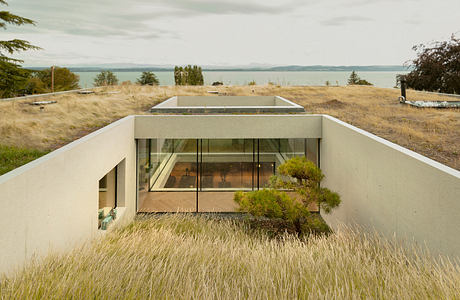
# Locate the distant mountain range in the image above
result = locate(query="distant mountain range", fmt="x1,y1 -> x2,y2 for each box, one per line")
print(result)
25,64 -> 409,72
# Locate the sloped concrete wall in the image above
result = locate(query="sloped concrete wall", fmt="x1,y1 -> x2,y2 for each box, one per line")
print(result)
320,115 -> 460,258
0,116 -> 137,274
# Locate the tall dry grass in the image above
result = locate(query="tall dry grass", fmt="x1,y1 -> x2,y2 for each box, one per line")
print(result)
0,85 -> 458,169
1,214 -> 459,299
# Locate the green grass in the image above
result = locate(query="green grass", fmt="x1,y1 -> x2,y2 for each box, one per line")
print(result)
0,145 -> 48,176
1,214 -> 459,299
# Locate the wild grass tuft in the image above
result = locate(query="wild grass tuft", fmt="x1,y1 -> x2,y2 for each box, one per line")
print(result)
1,214 -> 459,299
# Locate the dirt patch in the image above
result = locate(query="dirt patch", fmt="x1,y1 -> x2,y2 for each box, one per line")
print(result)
313,99 -> 347,109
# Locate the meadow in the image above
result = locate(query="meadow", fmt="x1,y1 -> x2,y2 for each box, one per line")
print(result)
1,214 -> 459,299
0,84 -> 458,175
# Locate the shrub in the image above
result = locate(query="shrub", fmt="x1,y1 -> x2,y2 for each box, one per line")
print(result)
234,189 -> 309,233
248,80 -> 256,86
35,67 -> 80,91
404,34 -> 460,94
272,156 -> 341,213
137,71 -> 159,86
94,71 -> 118,87
235,157 -> 341,235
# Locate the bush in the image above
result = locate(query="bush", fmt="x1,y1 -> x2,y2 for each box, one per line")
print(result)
212,81 -> 223,86
35,67 -> 80,92
235,189 -> 308,221
234,189 -> 310,233
94,71 -> 118,87
137,71 -> 159,86
248,80 -> 256,86
404,34 -> 460,94
272,157 -> 341,213
234,157 -> 341,235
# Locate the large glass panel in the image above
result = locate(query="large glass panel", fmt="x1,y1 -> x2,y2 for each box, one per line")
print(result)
198,139 -> 253,212
280,139 -> 306,160
149,139 -> 174,190
306,138 -> 319,166
258,139 -> 279,188
137,138 -> 315,213
200,139 -> 253,190
137,139 -> 150,208
139,139 -> 198,213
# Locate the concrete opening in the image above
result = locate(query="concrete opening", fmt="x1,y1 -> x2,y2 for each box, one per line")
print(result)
150,96 -> 305,113
98,159 -> 126,229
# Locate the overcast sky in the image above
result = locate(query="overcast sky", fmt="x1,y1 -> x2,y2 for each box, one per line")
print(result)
3,0 -> 460,66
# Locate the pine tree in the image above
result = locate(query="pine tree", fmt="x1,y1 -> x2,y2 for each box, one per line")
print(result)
0,0 -> 41,98
137,71 -> 159,86
174,65 -> 204,86
347,70 -> 360,85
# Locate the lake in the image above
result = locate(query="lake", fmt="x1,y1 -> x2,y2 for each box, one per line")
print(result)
76,71 -> 407,89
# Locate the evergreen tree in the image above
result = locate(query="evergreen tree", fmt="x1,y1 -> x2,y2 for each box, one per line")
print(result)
137,71 -> 159,86
0,0 -> 40,98
347,70 -> 373,86
347,70 -> 360,85
94,71 -> 119,86
173,65 -> 204,86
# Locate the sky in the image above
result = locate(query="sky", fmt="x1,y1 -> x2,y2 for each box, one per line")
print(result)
2,0 -> 460,67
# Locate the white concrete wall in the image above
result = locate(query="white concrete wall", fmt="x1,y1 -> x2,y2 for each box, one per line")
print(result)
0,116 -> 137,274
177,96 -> 276,107
1,112 -> 460,274
320,115 -> 460,258
135,115 -> 322,139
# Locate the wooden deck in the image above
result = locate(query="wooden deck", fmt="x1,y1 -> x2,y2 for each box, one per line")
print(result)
138,191 -> 318,213
139,191 -> 238,212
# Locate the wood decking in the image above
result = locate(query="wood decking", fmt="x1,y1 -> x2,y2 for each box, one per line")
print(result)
138,191 -> 318,213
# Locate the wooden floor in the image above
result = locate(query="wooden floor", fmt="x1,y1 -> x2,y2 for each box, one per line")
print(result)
138,191 -> 318,213
139,192 -> 238,212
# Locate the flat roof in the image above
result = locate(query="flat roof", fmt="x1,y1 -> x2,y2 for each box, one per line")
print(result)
150,96 -> 305,113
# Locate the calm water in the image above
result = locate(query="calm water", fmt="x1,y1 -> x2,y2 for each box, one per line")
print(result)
76,71 -> 407,89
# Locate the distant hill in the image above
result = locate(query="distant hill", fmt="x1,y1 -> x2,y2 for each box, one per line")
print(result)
25,65 -> 409,72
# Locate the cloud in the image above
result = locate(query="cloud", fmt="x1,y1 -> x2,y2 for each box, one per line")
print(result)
320,16 -> 373,26
6,0 -> 302,39
151,0 -> 296,16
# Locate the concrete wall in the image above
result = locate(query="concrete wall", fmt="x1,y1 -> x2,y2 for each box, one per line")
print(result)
1,112 -> 460,274
135,115 -> 322,139
320,115 -> 460,258
0,116 -> 137,274
177,96 -> 276,106
151,96 -> 305,113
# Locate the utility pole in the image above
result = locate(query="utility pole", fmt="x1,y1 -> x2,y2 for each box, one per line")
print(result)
51,66 -> 55,93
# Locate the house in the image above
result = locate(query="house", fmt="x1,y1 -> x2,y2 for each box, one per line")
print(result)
0,96 -> 459,274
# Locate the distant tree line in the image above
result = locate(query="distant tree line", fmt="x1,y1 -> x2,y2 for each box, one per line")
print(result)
93,71 -> 160,87
400,35 -> 460,94
174,65 -> 204,85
